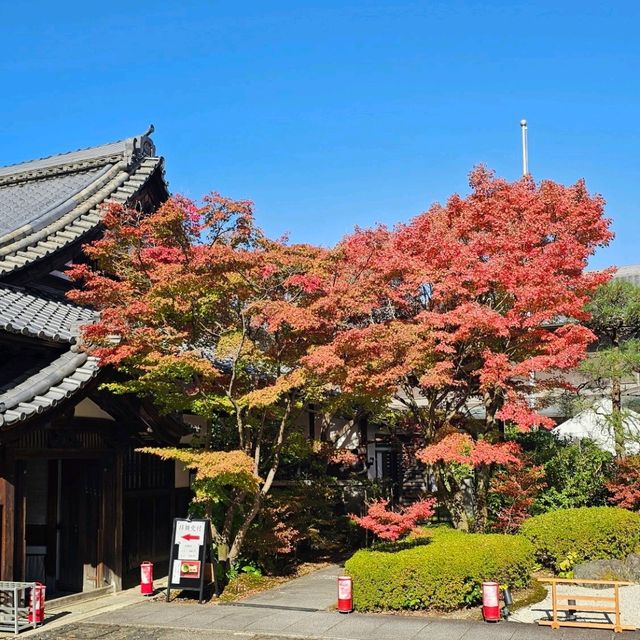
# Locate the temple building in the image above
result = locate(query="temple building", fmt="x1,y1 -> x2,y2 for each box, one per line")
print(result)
0,128 -> 189,594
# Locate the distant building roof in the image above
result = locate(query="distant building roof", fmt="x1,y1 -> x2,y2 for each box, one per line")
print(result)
613,264 -> 640,287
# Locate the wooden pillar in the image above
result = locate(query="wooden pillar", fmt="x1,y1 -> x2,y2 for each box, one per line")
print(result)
14,460 -> 26,581
0,449 -> 16,581
112,449 -> 124,591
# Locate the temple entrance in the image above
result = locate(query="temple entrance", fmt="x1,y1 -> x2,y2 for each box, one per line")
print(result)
58,460 -> 103,592
23,458 -> 105,594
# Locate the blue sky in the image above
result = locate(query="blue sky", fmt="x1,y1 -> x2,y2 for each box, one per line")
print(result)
0,1 -> 638,269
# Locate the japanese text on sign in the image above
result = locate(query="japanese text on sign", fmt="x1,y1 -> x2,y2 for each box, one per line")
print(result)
174,520 -> 205,545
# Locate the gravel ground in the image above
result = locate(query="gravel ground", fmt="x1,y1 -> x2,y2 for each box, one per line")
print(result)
510,583 -> 640,629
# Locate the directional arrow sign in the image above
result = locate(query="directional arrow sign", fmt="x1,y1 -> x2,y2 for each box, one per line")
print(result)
181,533 -> 201,541
174,520 -> 206,546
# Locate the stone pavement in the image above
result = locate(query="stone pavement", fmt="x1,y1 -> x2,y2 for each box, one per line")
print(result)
18,565 -> 640,639
234,564 -> 342,610
26,609 -> 640,640
54,600 -> 640,640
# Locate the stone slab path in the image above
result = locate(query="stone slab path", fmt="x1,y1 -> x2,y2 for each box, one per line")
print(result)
30,606 -> 640,640
21,565 -> 640,639
230,564 -> 343,610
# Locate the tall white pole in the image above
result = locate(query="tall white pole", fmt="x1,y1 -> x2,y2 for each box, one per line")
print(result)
520,119 -> 529,176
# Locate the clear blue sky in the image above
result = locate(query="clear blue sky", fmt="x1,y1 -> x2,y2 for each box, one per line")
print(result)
1,1 -> 638,269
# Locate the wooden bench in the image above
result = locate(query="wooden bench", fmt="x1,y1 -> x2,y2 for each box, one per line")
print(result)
538,577 -> 636,633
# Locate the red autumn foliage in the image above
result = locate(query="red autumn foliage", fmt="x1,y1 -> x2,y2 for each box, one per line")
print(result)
417,433 -> 522,468
248,503 -> 301,555
305,167 -> 611,430
607,455 -> 640,511
490,463 -> 546,533
67,193 -> 333,564
351,498 -> 436,541
303,167 -> 612,530
328,449 -> 360,467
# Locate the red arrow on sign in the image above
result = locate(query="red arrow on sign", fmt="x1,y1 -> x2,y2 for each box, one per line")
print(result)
181,534 -> 201,542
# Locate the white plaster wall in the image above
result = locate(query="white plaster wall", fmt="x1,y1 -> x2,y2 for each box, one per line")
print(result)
73,398 -> 115,420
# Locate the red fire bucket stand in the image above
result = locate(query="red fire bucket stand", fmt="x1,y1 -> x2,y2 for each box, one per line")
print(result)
337,576 -> 353,613
482,581 -> 501,622
28,582 -> 46,624
140,561 -> 154,596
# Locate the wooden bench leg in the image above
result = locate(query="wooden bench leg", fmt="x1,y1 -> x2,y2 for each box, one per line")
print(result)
551,582 -> 560,630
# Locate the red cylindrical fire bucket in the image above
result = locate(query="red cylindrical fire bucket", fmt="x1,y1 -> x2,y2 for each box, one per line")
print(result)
337,576 -> 353,613
482,581 -> 501,622
140,561 -> 154,595
28,582 -> 46,624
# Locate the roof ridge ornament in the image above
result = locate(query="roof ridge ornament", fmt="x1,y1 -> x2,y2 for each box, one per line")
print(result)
127,125 -> 156,165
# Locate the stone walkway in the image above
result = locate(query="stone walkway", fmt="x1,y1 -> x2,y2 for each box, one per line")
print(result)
31,607 -> 640,639
21,565 -> 640,639
231,564 -> 342,610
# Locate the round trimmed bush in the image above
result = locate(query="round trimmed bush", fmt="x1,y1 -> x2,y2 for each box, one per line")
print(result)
344,529 -> 534,611
520,506 -> 640,571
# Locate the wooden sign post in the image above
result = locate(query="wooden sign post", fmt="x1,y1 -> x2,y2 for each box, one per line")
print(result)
166,517 -> 211,603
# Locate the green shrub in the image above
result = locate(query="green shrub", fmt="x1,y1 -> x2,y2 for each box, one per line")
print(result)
344,529 -> 534,611
520,506 -> 640,571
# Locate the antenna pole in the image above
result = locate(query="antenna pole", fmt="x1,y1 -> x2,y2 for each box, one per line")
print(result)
520,119 -> 529,176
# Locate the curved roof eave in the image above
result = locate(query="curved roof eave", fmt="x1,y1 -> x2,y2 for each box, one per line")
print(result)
0,348 -> 100,428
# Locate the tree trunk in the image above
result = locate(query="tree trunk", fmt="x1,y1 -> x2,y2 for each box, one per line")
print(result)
610,331 -> 626,458
228,494 -> 262,564
472,466 -> 492,533
611,375 -> 625,458
448,491 -> 471,531
435,469 -> 470,531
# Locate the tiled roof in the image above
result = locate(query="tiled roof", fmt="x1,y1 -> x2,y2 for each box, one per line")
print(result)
0,135 -> 152,179
0,286 -> 100,428
0,127 -> 168,429
0,166 -> 109,238
0,348 -> 99,427
0,286 -> 97,343
0,156 -> 163,276
0,126 -> 165,275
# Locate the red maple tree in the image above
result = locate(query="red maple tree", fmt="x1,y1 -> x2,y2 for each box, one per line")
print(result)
489,462 -> 546,533
351,498 -> 436,541
607,455 -> 640,510
68,194 -> 332,562
305,167 -> 612,530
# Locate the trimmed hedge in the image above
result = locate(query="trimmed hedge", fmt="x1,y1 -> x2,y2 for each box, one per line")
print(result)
520,506 -> 640,571
344,529 -> 534,611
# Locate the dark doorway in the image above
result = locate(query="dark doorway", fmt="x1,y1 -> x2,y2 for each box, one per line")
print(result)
57,460 -> 103,593
374,442 -> 402,503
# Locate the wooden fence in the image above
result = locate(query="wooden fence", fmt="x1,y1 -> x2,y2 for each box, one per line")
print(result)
538,577 -> 635,633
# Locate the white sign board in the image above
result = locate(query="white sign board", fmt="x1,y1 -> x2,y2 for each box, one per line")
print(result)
178,543 -> 200,560
174,520 -> 206,546
171,560 -> 181,584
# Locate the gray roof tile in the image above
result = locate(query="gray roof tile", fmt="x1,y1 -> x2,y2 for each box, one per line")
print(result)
0,287 -> 97,343
0,128 -> 166,429
0,349 -> 99,426
0,156 -> 164,275
0,126 -> 155,179
0,165 -> 110,242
